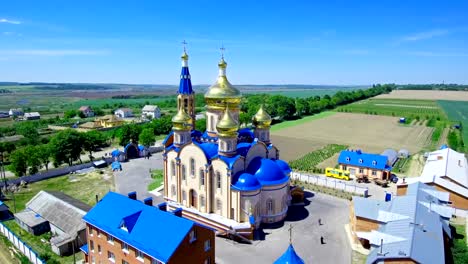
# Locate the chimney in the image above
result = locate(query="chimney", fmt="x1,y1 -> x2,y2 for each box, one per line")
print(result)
157,202 -> 167,211
143,197 -> 153,206
127,191 -> 137,200
173,208 -> 183,217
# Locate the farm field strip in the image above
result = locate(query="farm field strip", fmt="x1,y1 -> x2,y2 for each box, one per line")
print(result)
438,100 -> 468,150
289,144 -> 347,173
375,90 -> 468,101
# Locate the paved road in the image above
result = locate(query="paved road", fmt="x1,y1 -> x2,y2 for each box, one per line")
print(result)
113,153 -> 165,204
216,192 -> 351,264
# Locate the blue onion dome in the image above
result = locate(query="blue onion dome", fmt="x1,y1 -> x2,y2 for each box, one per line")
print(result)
274,244 -> 305,264
247,157 -> 289,185
275,159 -> 292,174
232,173 -> 261,191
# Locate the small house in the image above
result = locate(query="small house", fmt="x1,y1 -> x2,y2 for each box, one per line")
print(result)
78,106 -> 94,117
141,105 -> 161,119
78,121 -> 102,130
95,115 -> 124,128
24,112 -> 41,120
338,149 -> 392,180
14,191 -> 91,256
114,108 -> 133,118
9,108 -> 23,117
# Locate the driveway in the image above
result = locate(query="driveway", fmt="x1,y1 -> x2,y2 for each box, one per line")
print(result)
215,192 -> 352,264
113,153 -> 165,204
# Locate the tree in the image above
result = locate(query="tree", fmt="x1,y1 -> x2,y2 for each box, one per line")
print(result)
118,124 -> 142,146
8,148 -> 28,177
64,110 -> 77,119
36,144 -> 52,171
239,113 -> 251,127
15,122 -> 39,145
82,131 -> 107,160
139,128 -> 155,147
24,145 -> 41,175
195,118 -> 206,132
50,129 -> 84,166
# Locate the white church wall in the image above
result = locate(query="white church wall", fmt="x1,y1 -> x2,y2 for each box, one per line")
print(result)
211,159 -> 230,218
260,182 -> 290,223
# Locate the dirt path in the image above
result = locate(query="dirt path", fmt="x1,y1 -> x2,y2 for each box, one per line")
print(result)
405,153 -> 425,177
0,239 -> 17,264
438,127 -> 449,147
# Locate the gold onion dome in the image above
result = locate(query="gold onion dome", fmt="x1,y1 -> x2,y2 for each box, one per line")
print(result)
253,105 -> 272,128
172,107 -> 192,130
216,106 -> 239,137
205,57 -> 241,108
181,51 -> 189,60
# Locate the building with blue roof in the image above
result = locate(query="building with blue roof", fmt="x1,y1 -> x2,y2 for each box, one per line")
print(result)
162,47 -> 291,238
338,149 -> 392,181
82,191 -> 215,264
350,182 -> 452,264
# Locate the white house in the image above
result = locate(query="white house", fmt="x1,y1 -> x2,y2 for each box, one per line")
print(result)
24,112 -> 40,120
114,108 -> 133,118
9,108 -> 23,117
78,106 -> 94,117
141,105 -> 161,119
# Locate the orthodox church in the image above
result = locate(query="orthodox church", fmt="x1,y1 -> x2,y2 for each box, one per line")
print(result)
163,47 -> 292,235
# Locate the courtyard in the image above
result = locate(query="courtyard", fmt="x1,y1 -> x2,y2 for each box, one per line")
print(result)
215,192 -> 352,264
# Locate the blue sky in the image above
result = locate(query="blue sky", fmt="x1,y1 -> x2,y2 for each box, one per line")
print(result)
1,0 -> 467,85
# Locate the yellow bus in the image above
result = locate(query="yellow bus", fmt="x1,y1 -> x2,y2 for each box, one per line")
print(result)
325,167 -> 350,181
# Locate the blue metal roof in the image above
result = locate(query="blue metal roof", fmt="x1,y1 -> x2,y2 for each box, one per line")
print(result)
274,244 -> 305,264
219,155 -> 241,169
238,128 -> 254,140
232,173 -> 262,191
80,244 -> 88,255
83,192 -> 195,263
275,159 -> 292,174
236,142 -> 252,157
178,67 -> 193,94
111,149 -> 123,157
247,157 -> 289,186
193,141 -> 219,160
162,131 -> 173,145
338,150 -> 390,170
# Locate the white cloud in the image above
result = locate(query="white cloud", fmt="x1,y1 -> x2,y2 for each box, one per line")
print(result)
0,49 -> 110,56
401,29 -> 449,42
0,18 -> 21,25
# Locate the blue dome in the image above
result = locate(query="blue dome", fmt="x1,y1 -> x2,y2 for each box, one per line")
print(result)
274,244 -> 305,264
232,173 -> 261,191
247,157 -> 289,185
275,159 -> 292,174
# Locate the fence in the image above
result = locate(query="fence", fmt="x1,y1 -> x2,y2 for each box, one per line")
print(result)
0,223 -> 44,264
291,172 -> 369,197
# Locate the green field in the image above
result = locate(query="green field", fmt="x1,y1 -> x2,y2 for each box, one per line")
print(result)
438,100 -> 468,151
337,99 -> 447,121
243,88 -> 361,98
289,144 -> 348,173
271,111 -> 336,131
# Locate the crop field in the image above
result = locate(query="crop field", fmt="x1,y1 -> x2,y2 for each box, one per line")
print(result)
336,98 -> 446,121
438,100 -> 468,151
289,144 -> 347,172
243,88 -> 362,98
375,90 -> 468,101
272,112 -> 433,161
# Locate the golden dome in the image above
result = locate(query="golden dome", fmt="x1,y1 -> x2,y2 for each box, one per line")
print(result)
172,107 -> 192,131
253,105 -> 272,128
205,57 -> 241,109
216,106 -> 239,137
181,51 -> 189,61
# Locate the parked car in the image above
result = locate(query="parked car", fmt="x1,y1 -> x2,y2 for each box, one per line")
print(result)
390,174 -> 399,183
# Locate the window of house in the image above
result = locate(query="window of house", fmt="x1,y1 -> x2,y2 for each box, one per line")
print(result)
182,190 -> 187,201
200,169 -> 205,186
122,242 -> 129,253
200,195 -> 205,207
107,235 -> 114,244
89,227 -> 93,236
90,240 -> 94,252
346,157 -> 350,162
372,160 -> 377,166
182,165 -> 186,181
98,245 -> 101,254
190,158 -> 195,176
342,166 -> 347,170
97,230 -> 101,237
189,229 -> 197,243
372,170 -> 377,176
204,240 -> 211,251
108,251 -> 115,262
171,161 -> 176,177
359,169 -> 364,174
216,172 -> 221,189
358,159 -> 363,164
136,250 -> 144,261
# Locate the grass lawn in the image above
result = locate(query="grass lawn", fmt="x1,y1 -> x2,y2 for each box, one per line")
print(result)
271,111 -> 336,132
450,223 -> 468,264
1,169 -> 114,264
147,169 -> 164,191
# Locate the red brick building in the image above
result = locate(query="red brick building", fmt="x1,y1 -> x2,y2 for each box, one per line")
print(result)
81,192 -> 215,264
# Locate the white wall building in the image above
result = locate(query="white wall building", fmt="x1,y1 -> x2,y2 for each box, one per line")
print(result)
141,105 -> 161,119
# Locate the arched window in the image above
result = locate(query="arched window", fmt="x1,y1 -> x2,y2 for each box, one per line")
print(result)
182,165 -> 186,181
190,158 -> 195,176
216,171 -> 221,189
171,161 -> 176,177
267,199 -> 273,214
182,190 -> 187,201
227,141 -> 232,151
200,169 -> 205,186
